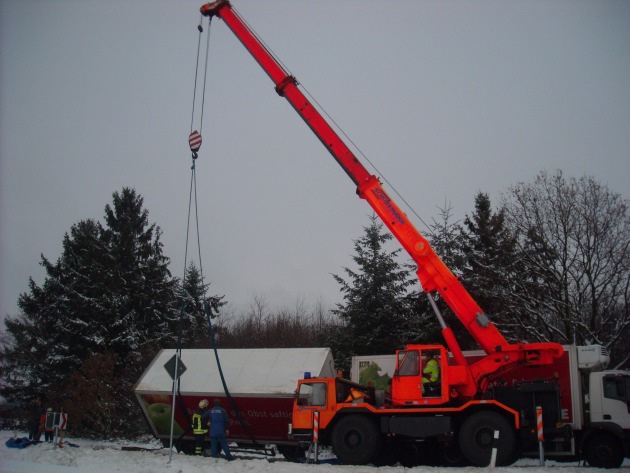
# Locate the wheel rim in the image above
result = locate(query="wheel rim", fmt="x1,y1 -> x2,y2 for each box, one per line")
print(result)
474,427 -> 494,448
344,429 -> 361,449
592,444 -> 612,464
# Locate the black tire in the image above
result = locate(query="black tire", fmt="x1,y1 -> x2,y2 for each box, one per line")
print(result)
174,440 -> 196,455
331,415 -> 382,465
276,444 -> 306,462
584,434 -> 624,469
458,411 -> 517,467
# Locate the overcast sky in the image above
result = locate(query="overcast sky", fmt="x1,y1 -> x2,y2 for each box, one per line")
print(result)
1,0 -> 629,323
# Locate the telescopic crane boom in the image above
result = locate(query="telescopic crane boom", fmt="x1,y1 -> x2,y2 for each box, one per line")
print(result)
200,0 -> 563,399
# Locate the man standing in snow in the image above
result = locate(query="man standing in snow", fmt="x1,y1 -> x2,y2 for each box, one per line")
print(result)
192,399 -> 210,456
28,398 -> 44,440
209,399 -> 234,461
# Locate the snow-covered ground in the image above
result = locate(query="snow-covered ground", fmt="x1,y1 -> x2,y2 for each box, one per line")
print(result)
1,431 -> 628,473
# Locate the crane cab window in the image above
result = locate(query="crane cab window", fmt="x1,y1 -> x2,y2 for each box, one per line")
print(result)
297,382 -> 327,407
397,350 -> 420,376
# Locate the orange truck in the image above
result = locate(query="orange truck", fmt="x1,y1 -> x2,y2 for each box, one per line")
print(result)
196,1 -> 630,467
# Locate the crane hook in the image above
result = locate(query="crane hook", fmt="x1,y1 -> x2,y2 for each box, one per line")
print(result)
189,130 -> 202,160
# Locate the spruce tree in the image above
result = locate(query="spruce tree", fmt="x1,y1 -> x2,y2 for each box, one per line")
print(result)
100,188 -> 178,357
423,202 -> 476,349
2,219 -> 108,401
1,188 -> 180,436
175,261 -> 226,348
332,215 -> 419,372
459,193 -> 525,342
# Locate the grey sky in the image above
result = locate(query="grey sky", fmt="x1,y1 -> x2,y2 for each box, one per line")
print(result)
1,0 -> 629,322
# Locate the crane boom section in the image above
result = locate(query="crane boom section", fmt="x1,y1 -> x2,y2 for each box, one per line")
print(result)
200,1 -> 563,366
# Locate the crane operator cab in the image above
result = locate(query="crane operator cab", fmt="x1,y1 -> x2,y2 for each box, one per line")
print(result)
391,345 -> 448,406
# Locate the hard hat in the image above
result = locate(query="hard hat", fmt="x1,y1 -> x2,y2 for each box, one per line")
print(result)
199,399 -> 209,409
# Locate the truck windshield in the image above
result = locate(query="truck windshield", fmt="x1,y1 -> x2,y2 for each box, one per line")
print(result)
297,382 -> 327,407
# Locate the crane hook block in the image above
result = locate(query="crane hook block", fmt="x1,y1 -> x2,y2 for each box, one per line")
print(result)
189,130 -> 202,155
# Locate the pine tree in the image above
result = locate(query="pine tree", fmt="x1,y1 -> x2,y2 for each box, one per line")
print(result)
332,215 -> 419,372
423,202 -> 478,349
459,193 -> 525,341
175,261 -> 226,348
100,188 -> 178,357
1,219 -> 108,401
1,188 -> 180,436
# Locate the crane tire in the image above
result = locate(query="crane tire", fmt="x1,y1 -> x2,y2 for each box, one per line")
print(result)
584,433 -> 624,469
458,411 -> 516,466
331,415 -> 382,465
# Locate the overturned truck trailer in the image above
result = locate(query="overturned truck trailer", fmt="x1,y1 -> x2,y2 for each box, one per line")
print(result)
134,347 -> 335,459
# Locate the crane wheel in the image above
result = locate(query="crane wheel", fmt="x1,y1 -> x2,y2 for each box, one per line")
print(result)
458,411 -> 516,466
331,415 -> 382,465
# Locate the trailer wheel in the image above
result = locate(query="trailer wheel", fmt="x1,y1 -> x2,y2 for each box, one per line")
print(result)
584,434 -> 624,469
458,411 -> 516,466
174,440 -> 195,455
332,415 -> 382,465
276,444 -> 306,462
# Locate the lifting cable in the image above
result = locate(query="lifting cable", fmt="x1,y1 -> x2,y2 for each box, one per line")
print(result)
174,12 -> 271,457
169,13 -> 213,459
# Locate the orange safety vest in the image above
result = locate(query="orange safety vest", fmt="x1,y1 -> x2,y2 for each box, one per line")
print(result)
345,388 -> 368,402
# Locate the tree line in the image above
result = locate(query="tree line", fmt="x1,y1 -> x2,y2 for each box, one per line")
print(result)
1,170 -> 628,438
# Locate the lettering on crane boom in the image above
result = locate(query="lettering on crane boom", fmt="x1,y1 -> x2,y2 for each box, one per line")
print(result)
371,188 -> 406,225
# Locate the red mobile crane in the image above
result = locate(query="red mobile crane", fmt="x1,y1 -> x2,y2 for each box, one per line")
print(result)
200,1 -> 566,466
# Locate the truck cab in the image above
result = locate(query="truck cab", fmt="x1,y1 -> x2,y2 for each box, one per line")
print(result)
580,370 -> 630,468
589,370 -> 630,428
290,376 -> 379,445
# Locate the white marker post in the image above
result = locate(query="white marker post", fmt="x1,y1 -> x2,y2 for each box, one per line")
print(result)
489,430 -> 500,468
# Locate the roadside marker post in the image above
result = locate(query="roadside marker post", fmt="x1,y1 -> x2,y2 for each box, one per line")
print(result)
537,406 -> 545,466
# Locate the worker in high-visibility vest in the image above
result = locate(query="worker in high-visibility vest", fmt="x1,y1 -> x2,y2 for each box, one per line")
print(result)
421,356 -> 440,395
192,399 -> 210,456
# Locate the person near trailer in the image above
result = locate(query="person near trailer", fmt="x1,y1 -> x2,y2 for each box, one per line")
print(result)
191,399 -> 211,456
43,408 -> 55,442
209,399 -> 234,461
28,398 -> 44,441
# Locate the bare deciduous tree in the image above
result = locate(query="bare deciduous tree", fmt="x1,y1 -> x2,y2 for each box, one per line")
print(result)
502,170 -> 629,368
216,296 -> 340,349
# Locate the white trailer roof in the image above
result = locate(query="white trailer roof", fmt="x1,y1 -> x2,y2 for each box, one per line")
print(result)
135,347 -> 335,396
